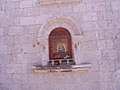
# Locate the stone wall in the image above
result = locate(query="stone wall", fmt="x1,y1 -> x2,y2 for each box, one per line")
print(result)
0,0 -> 120,90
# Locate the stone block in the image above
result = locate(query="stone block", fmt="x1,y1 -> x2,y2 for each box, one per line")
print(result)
0,11 -> 6,19
22,44 -> 34,54
14,34 -> 36,45
104,30 -> 115,39
100,72 -> 114,82
27,7 -> 40,16
80,50 -> 101,62
99,60 -> 115,72
86,3 -> 106,12
21,74 -> 28,84
81,41 -> 97,51
5,1 -> 20,10
8,26 -> 23,35
83,12 -> 98,22
6,8 -> 19,17
79,82 -> 92,90
0,45 -> 7,57
20,17 -> 35,25
97,40 -> 106,50
23,53 -> 41,64
14,35 -> 21,45
30,84 -> 38,90
12,74 -> 22,84
21,84 -> 31,90
73,4 -> 87,12
12,0 -> 20,1
21,64 -> 27,73
114,19 -> 120,29
115,69 -> 120,82
1,18 -> 9,27
6,64 -> 22,73
113,10 -> 120,20
98,31 -> 105,40
1,17 -> 20,27
97,20 -> 114,30
17,54 -> 26,64
19,8 -> 27,17
108,50 -> 118,60
112,1 -> 120,10
11,85 -> 22,90
9,54 -> 17,64
58,4 -> 73,13
0,0 -> 6,3
53,73 -> 69,83
0,64 -> 7,74
20,0 -> 33,8
35,15 -> 52,25
0,74 -> 12,83
80,72 -> 101,82
100,82 -> 116,90
13,44 -> 23,54
116,81 -> 120,90
0,65 -> 2,73
28,74 -> 39,83
0,55 -> 11,64
114,29 -> 120,38
97,11 -> 104,21
84,31 -> 98,41
101,50 -> 118,60
102,11 -> 114,21
0,28 -> 4,36
28,25 -> 41,34
91,82 -> 100,90
114,38 -> 120,50
2,36 -> 14,45
106,39 -> 114,49
81,21 -> 98,31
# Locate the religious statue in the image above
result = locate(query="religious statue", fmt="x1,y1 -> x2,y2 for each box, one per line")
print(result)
56,40 -> 67,52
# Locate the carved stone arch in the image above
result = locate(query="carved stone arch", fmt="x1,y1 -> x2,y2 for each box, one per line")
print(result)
37,17 -> 82,38
37,17 -> 84,66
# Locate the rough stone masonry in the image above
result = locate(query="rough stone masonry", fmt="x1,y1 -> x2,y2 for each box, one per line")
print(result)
0,0 -> 120,90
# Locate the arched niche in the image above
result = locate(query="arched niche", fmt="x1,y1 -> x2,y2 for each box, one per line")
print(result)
37,17 -> 84,66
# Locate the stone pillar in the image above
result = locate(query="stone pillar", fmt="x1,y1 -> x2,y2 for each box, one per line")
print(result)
39,38 -> 49,66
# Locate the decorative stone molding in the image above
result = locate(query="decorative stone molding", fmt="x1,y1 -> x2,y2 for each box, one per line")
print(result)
32,63 -> 91,73
38,0 -> 82,5
37,17 -> 82,38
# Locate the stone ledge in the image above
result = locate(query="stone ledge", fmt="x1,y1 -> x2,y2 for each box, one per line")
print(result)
38,0 -> 82,5
32,64 -> 91,73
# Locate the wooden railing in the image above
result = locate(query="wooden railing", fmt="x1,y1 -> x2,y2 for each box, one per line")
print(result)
49,59 -> 75,66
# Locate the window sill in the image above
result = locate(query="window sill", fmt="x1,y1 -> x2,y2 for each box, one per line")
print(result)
32,63 -> 91,73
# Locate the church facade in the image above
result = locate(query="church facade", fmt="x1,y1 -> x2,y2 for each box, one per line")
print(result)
0,0 -> 120,90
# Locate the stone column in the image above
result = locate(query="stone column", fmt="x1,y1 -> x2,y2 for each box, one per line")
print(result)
39,38 -> 49,66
